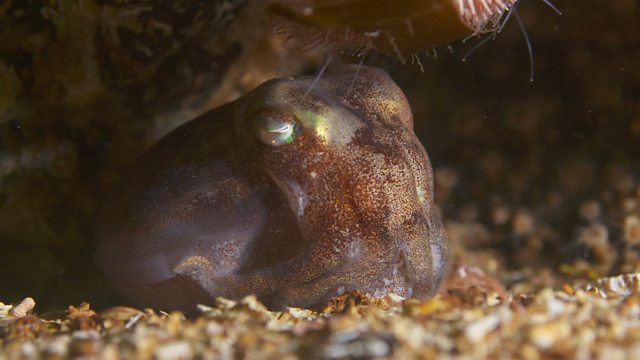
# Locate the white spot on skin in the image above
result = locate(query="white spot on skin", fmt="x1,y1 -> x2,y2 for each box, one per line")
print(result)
430,241 -> 446,279
296,194 -> 307,217
347,240 -> 361,259
416,184 -> 428,206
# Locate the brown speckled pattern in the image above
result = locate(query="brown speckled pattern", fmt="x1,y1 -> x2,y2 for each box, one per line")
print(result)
94,65 -> 448,311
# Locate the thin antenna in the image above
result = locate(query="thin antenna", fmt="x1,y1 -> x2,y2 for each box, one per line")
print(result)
513,10 -> 534,82
462,32 -> 497,62
498,4 -> 515,33
385,31 -> 407,64
462,0 -> 516,61
304,54 -> 334,97
540,0 -> 562,15
462,0 -> 560,80
347,51 -> 368,94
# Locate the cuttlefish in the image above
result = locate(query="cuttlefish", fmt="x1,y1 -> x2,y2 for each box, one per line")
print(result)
95,65 -> 448,311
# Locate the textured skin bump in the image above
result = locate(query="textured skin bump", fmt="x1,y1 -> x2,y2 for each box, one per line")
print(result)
94,65 -> 448,311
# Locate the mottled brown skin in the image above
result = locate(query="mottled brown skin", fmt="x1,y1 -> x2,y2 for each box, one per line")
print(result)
95,65 -> 448,311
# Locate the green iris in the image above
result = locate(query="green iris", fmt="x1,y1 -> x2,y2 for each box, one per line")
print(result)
256,114 -> 299,146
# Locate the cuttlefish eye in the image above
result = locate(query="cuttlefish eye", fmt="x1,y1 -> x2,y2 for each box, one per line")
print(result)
255,112 -> 300,146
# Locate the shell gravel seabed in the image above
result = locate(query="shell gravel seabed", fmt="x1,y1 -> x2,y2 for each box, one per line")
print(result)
3,274 -> 640,359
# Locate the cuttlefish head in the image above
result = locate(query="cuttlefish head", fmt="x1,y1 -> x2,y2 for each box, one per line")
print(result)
236,65 -> 448,300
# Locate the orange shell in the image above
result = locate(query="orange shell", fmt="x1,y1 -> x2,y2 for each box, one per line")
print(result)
267,0 -> 518,54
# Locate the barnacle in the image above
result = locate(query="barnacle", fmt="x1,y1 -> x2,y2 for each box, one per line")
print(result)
266,0 -> 518,55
